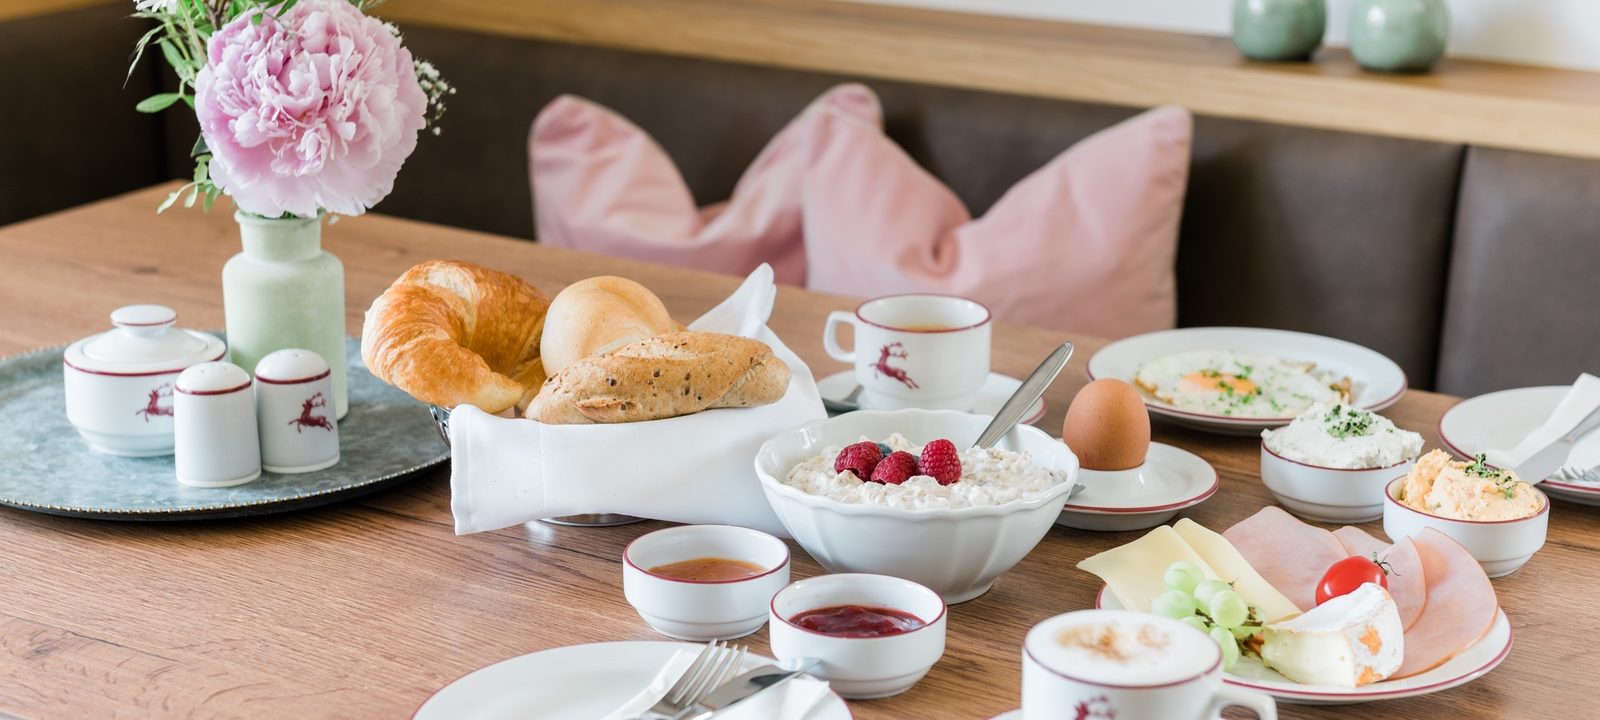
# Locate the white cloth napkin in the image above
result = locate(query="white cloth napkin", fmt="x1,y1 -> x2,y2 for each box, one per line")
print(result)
601,649 -> 831,720
449,265 -> 825,536
1486,373 -> 1600,471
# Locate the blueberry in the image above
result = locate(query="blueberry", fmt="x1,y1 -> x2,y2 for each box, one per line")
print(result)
876,443 -> 892,457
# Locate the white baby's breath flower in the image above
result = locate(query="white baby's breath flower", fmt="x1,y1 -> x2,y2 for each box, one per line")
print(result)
134,0 -> 182,12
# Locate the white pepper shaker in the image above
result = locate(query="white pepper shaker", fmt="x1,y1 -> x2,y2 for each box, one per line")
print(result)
254,349 -> 340,473
174,361 -> 261,488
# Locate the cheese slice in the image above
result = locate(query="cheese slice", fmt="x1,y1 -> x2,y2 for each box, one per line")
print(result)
1174,518 -> 1302,623
1077,525 -> 1220,612
1261,583 -> 1404,687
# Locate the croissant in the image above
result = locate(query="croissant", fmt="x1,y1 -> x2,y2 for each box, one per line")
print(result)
361,260 -> 550,413
527,331 -> 790,424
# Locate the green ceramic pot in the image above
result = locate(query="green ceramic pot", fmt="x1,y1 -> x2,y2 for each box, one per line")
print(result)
1232,0 -> 1327,62
1349,0 -> 1450,72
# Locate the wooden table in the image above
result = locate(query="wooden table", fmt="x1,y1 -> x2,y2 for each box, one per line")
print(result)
1,184 -> 1597,719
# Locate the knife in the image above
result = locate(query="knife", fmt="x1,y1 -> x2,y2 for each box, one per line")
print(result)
677,660 -> 817,719
1504,404 -> 1600,484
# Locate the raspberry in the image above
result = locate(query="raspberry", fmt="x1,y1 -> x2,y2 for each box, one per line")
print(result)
833,441 -> 883,480
919,439 -> 962,485
870,451 -> 920,485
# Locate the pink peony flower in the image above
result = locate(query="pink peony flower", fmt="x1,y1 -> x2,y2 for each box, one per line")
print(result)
194,0 -> 426,217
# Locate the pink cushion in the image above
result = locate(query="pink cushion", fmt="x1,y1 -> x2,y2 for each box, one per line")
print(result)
801,105 -> 1192,338
530,84 -> 881,286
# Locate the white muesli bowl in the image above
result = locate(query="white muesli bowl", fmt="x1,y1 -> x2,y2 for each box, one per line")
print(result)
755,409 -> 1079,603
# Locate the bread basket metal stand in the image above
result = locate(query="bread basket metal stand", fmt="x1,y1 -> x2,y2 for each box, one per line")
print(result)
430,405 -> 643,527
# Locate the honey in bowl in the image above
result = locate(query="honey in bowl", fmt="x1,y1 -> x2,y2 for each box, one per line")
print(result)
789,604 -> 927,638
647,557 -> 766,582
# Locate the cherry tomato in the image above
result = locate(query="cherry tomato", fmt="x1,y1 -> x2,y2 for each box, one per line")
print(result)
1315,555 -> 1389,605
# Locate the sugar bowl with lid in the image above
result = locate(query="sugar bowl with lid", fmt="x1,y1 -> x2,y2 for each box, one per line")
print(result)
62,305 -> 226,456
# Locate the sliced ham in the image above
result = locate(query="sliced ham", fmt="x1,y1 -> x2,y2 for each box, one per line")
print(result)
1380,537 -> 1428,631
1392,528 -> 1499,679
1333,526 -> 1390,559
1223,506 -> 1347,612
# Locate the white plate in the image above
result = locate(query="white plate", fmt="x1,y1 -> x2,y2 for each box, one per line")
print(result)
1086,327 -> 1407,435
1056,443 -> 1219,532
818,370 -> 1046,425
989,712 -> 1220,719
1438,385 -> 1600,506
413,641 -> 851,719
1097,589 -> 1512,705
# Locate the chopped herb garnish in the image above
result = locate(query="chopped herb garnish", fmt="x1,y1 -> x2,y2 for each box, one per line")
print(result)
1324,405 -> 1375,439
1466,453 -> 1521,499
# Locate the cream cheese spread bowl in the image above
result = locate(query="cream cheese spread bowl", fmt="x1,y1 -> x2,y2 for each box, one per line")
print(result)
62,305 -> 226,456
754,409 -> 1079,604
1259,404 -> 1423,523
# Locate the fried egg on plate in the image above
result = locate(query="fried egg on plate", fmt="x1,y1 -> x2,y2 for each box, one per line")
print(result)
1133,350 -> 1351,418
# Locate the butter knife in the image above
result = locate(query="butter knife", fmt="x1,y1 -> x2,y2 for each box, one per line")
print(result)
679,660 -> 816,719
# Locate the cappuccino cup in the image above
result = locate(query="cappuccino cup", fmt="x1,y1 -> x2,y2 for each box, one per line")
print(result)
822,294 -> 990,411
1022,610 -> 1277,720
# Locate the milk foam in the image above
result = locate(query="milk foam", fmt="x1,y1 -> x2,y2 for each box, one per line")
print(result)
1027,611 -> 1218,686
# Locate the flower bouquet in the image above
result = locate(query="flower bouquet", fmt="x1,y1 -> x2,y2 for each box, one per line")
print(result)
128,0 -> 454,417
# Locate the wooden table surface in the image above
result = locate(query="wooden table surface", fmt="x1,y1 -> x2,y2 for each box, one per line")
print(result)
2,184 -> 1597,719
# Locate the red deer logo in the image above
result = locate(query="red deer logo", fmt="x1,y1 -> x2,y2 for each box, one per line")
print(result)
1073,696 -> 1117,720
134,383 -> 174,421
288,392 -> 334,433
871,342 -> 919,390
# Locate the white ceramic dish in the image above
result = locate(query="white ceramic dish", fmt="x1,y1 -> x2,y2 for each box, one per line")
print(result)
1055,443 -> 1218,532
1097,589 -> 1512,705
1382,477 -> 1549,578
622,524 -> 791,640
754,409 -> 1079,603
1086,327 -> 1406,435
62,305 -> 226,456
769,573 -> 947,700
1438,385 -> 1600,506
1259,442 -> 1415,523
412,641 -> 850,719
817,370 -> 1045,425
991,712 -> 1220,720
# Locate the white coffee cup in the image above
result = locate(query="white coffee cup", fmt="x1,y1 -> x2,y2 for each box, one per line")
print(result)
822,294 -> 991,411
1022,610 -> 1277,720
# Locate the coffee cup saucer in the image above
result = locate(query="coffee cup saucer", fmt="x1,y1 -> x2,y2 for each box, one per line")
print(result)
1054,443 -> 1219,532
989,711 -> 1222,719
817,370 -> 1046,425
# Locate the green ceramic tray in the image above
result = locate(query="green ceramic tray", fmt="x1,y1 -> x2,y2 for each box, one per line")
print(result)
0,335 -> 447,520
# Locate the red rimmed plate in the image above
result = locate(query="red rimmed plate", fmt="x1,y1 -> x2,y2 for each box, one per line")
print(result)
1438,385 -> 1600,506
1086,328 -> 1407,436
1056,443 -> 1218,532
1095,587 -> 1512,705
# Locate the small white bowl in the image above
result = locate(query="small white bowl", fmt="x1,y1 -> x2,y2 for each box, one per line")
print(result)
755,409 -> 1079,603
1259,442 -> 1416,523
1382,477 -> 1549,578
768,573 -> 947,699
621,525 -> 791,640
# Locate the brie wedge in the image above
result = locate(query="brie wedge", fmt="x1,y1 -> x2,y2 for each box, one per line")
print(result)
1261,583 -> 1404,687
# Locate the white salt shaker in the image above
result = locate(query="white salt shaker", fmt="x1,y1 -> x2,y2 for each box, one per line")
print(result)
174,361 -> 261,488
254,349 -> 340,473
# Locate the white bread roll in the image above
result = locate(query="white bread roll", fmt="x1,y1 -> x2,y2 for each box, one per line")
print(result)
540,276 -> 678,375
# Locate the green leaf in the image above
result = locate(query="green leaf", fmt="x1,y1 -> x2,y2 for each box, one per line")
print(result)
191,136 -> 209,157
158,40 -> 195,82
180,94 -> 195,109
157,184 -> 189,213
135,93 -> 184,113
184,186 -> 199,209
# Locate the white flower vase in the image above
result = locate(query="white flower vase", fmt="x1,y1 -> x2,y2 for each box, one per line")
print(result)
223,212 -> 348,419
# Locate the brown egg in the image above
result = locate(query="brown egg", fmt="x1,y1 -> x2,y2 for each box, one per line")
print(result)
1062,379 -> 1151,471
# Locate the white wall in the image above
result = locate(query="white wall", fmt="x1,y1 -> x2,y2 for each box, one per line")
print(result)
849,0 -> 1600,71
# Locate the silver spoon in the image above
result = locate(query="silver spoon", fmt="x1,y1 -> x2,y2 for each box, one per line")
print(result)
972,342 -> 1074,449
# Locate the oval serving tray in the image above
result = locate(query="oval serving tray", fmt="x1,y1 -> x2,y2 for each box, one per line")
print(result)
0,335 -> 447,520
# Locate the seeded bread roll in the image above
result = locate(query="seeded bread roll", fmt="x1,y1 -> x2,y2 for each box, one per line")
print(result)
527,331 -> 790,424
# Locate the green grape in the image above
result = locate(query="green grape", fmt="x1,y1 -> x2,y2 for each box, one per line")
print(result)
1230,624 -> 1263,641
1209,590 -> 1248,629
1163,562 -> 1204,595
1193,579 -> 1231,607
1152,590 -> 1198,620
1209,625 -> 1242,670
1180,616 -> 1211,634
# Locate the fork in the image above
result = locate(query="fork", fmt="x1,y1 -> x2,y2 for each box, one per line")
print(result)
634,641 -> 747,720
1553,464 -> 1600,485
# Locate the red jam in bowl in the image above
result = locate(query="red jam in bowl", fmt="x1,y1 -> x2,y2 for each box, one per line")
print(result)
789,604 -> 927,638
